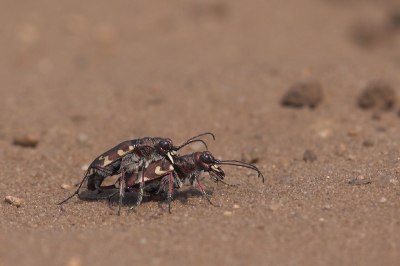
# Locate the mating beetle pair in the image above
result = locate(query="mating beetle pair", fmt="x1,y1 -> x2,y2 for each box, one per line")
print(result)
59,133 -> 264,215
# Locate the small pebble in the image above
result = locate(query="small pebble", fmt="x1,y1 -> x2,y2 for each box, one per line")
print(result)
61,184 -> 71,190
76,133 -> 88,143
190,3 -> 229,20
371,112 -> 381,120
60,205 -> 67,212
348,175 -> 371,185
379,197 -> 387,203
269,204 -> 281,211
71,115 -> 87,123
347,154 -> 356,161
339,144 -> 347,152
223,211 -> 232,216
362,140 -> 374,147
303,150 -> 317,162
350,20 -> 391,47
13,134 -> 39,147
357,80 -> 396,110
233,204 -> 240,209
389,178 -> 398,184
281,80 -> 323,108
377,127 -> 386,133
334,144 -> 347,157
5,196 -> 22,207
241,147 -> 263,164
348,129 -> 359,137
105,210 -> 115,216
318,129 -> 331,139
387,7 -> 400,30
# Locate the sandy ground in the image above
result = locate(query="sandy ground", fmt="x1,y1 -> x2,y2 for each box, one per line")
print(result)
1,0 -> 400,265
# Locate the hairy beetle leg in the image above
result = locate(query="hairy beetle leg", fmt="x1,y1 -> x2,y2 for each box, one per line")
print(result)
195,177 -> 218,207
213,177 -> 240,187
167,172 -> 173,213
117,169 -> 126,216
129,183 -> 144,210
129,168 -> 145,210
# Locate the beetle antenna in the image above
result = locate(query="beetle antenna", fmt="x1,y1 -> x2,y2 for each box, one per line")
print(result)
173,132 -> 215,151
217,160 -> 264,183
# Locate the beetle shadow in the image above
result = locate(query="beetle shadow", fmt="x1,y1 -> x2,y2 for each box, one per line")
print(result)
78,185 -> 215,212
174,186 -> 212,204
151,186 -> 215,212
78,189 -> 119,202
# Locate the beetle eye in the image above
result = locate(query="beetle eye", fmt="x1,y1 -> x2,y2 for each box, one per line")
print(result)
160,140 -> 172,151
200,153 -> 214,164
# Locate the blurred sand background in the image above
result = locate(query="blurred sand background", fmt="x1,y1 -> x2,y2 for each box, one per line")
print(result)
1,0 -> 400,265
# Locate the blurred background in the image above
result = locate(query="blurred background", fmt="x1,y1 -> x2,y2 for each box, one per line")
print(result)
1,1 -> 400,265
1,1 -> 399,145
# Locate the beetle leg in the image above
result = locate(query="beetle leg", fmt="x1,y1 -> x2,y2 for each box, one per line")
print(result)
117,168 -> 126,216
215,178 -> 240,187
58,170 -> 90,205
195,177 -> 217,206
167,172 -> 173,213
129,167 -> 144,210
92,166 -> 115,191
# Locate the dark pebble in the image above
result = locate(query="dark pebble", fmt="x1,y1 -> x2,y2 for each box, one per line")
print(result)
357,80 -> 396,110
350,20 -> 391,47
348,176 -> 371,185
387,6 -> 400,31
281,80 -> 323,109
362,140 -> 374,147
13,134 -> 39,148
303,150 -> 317,162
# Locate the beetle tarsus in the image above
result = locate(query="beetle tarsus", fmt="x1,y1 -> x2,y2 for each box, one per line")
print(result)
117,169 -> 126,216
58,173 -> 88,205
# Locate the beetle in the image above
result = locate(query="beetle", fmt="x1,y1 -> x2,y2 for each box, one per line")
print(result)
95,151 -> 264,215
58,133 -> 215,206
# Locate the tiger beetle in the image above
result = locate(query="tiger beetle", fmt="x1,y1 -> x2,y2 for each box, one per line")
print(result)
58,133 -> 215,206
95,151 -> 264,215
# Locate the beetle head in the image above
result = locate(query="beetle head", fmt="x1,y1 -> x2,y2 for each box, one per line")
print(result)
157,138 -> 174,155
195,151 -> 265,183
194,151 -> 225,180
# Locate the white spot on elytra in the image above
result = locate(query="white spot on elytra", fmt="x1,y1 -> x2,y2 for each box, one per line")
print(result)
117,145 -> 134,156
154,165 -> 174,175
